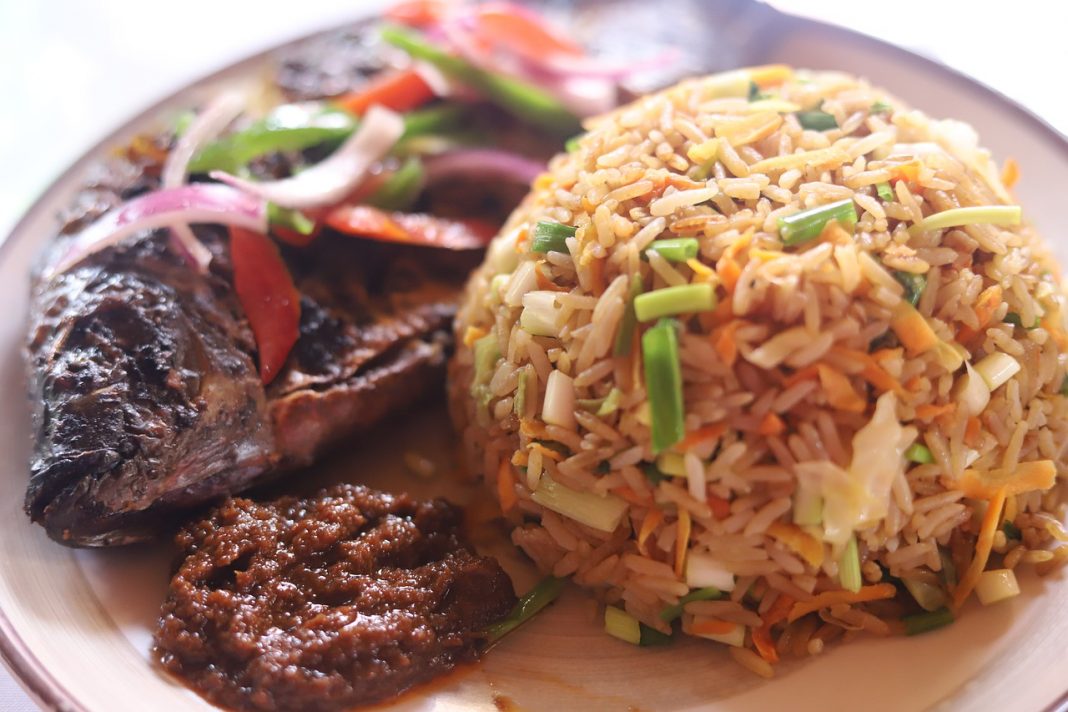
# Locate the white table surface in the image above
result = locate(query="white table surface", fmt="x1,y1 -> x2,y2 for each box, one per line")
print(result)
0,1 -> 1064,709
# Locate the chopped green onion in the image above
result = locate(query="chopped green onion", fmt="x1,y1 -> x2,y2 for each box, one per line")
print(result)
531,475 -> 628,533
904,607 -> 955,636
641,462 -> 667,485
974,352 -> 1021,390
901,576 -> 948,612
381,25 -> 580,134
514,366 -> 531,417
655,452 -> 687,477
876,181 -> 895,202
542,370 -> 575,428
1061,375 -> 1068,396
367,156 -> 425,210
266,203 -> 315,236
470,334 -> 501,412
1004,312 -> 1040,329
659,586 -> 723,622
777,198 -> 857,246
565,133 -> 585,152
893,271 -> 926,306
634,283 -> 716,322
905,443 -> 934,464
793,486 -> 823,527
747,80 -> 770,102
604,605 -> 642,645
839,535 -> 862,593
484,576 -> 565,643
646,238 -> 699,262
917,205 -> 1021,232
870,100 -> 892,114
975,568 -> 1020,605
796,110 -> 838,131
1002,520 -> 1022,540
520,291 -> 559,337
613,274 -> 644,357
642,319 -> 686,453
530,220 -> 577,253
939,549 -> 958,588
597,387 -> 623,417
639,624 -> 673,646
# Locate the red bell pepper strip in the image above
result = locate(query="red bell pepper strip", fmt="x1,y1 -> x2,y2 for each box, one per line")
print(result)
334,68 -> 437,117
472,3 -> 584,61
384,0 -> 448,27
323,204 -> 496,249
230,227 -> 301,384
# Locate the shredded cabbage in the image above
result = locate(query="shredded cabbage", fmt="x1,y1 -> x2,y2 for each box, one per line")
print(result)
797,392 -> 916,546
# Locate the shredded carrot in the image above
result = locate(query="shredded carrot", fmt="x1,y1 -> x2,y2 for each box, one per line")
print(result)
751,624 -> 779,664
787,583 -> 897,623
497,459 -> 517,513
889,300 -> 939,355
747,63 -> 793,88
690,618 -> 738,636
638,508 -> 664,556
956,460 -> 1056,499
711,297 -> 733,322
612,485 -> 650,506
534,262 -> 566,291
334,68 -> 435,116
510,450 -> 528,467
677,422 -> 727,451
529,442 -> 564,462
1001,157 -> 1020,190
887,159 -> 921,184
588,256 -> 605,296
707,495 -> 731,520
687,258 -> 716,281
712,320 -> 746,368
463,325 -> 487,348
957,285 -> 1003,342
768,523 -> 824,567
829,346 -> 906,396
716,255 -> 742,293
783,364 -> 820,388
915,403 -> 955,420
766,521 -> 825,568
817,364 -> 866,413
871,347 -> 903,365
965,416 -> 982,447
953,487 -> 1007,609
762,594 -> 795,627
758,412 -> 786,436
532,173 -> 554,191
675,509 -> 691,578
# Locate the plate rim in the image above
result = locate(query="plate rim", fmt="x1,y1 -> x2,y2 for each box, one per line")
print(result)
2,6 -> 1067,711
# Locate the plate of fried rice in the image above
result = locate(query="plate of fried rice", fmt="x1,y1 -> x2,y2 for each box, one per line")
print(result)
1,1 -> 1067,711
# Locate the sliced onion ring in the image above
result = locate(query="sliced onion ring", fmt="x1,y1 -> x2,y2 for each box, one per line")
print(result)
48,184 -> 266,278
211,105 -> 405,210
162,90 -> 247,271
423,149 -> 545,187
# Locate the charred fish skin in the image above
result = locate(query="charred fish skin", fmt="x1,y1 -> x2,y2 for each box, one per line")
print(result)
25,230 -> 277,546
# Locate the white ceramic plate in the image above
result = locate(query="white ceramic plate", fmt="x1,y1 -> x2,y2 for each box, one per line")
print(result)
2,4 -> 1068,711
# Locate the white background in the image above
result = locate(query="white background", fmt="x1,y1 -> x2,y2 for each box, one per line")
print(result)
0,1 -> 1065,708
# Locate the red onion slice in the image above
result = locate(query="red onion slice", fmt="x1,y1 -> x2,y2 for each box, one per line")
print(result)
211,105 -> 405,210
162,90 -> 247,271
423,149 -> 546,187
48,184 -> 266,277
